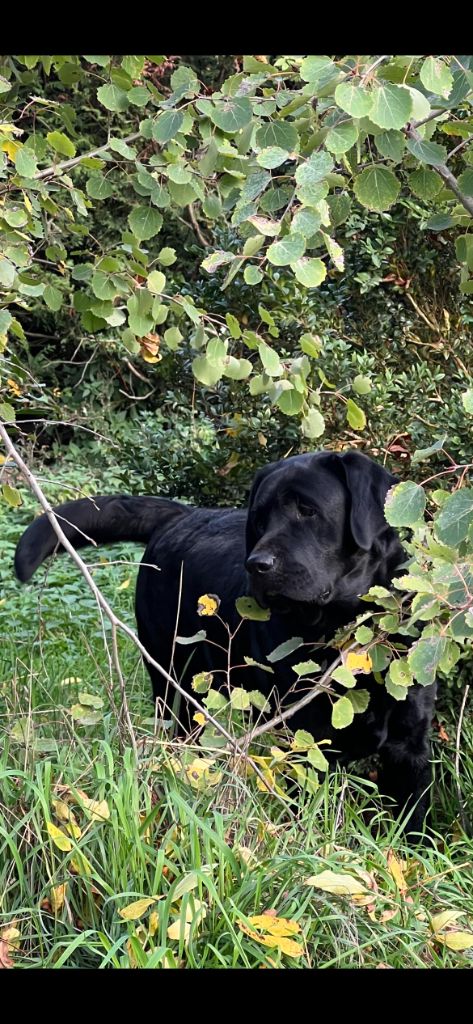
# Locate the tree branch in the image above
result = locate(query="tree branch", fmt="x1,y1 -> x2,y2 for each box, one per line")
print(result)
35,132 -> 142,180
405,124 -> 473,218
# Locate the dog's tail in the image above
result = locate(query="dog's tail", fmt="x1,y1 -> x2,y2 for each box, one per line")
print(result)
14,494 -> 189,582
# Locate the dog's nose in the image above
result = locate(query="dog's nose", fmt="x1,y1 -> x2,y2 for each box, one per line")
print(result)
246,552 -> 275,575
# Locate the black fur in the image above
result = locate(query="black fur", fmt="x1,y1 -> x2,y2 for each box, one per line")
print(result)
14,450 -> 436,838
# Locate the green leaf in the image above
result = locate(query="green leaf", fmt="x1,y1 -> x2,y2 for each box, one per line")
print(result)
277,388 -> 304,415
0,402 -> 15,422
158,247 -> 177,267
300,333 -> 322,358
255,121 -> 299,151
331,666 -> 357,689
128,206 -> 163,241
325,119 -> 358,154
256,146 -> 291,169
331,696 -> 355,729
147,270 -> 166,294
164,326 -> 183,350
420,57 -> 453,99
293,661 -> 321,677
424,213 -> 455,231
307,746 -> 330,772
152,110 -> 184,143
209,97 -> 252,132
301,409 -> 325,439
435,490 -> 473,546
458,168 -> 473,198
225,313 -> 241,339
259,342 -> 282,377
406,138 -> 447,166
235,596 -> 271,621
201,250 -> 235,273
461,389 -> 473,414
4,208 -> 28,227
0,258 -> 16,288
267,636 -> 304,664
384,480 -> 426,527
409,167 -> 443,200
408,635 -> 448,686
376,130 -> 405,163
244,265 -> 263,285
128,86 -> 150,107
43,285 -> 62,311
300,56 -> 335,83
346,689 -> 370,714
14,147 -> 38,177
295,151 -> 333,186
355,625 -> 374,644
268,231 -> 305,264
291,257 -> 326,288
46,131 -> 76,158
127,289 -> 153,336
86,174 -> 113,199
223,357 -> 252,380
387,658 -> 413,687
291,207 -> 321,237
97,84 -> 129,112
411,437 -> 447,464
192,355 -> 224,387
370,83 -> 412,130
327,194 -> 352,227
346,398 -> 366,430
1,483 -> 22,507
352,374 -> 372,395
243,235 -> 265,258
230,687 -> 251,710
109,137 -> 137,160
335,81 -> 373,118
354,166 -> 400,212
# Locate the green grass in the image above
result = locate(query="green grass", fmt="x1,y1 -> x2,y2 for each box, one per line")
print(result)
1,485 -> 473,969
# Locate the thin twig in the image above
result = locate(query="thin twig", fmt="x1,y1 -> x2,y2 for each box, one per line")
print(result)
35,133 -> 142,180
187,203 -> 211,247
405,123 -> 473,218
455,684 -> 471,835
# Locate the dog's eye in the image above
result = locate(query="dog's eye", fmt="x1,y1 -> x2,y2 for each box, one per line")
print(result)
298,503 -> 317,518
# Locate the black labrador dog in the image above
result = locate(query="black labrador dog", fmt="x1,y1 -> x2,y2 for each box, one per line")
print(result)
14,450 -> 436,836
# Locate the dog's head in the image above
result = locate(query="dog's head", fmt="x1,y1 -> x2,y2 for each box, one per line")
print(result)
245,450 -> 402,609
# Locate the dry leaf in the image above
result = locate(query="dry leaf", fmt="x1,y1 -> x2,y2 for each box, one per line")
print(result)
304,869 -> 369,897
247,915 -> 300,937
387,849 -> 408,893
0,939 -> 13,969
50,884 -> 67,914
437,931 -> 473,951
344,650 -> 373,674
431,910 -> 465,933
119,897 -> 161,921
196,593 -> 220,616
0,925 -> 20,969
46,821 -> 73,852
79,796 -> 110,822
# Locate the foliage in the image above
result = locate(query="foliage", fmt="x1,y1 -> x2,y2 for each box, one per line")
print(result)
1,54 -> 473,440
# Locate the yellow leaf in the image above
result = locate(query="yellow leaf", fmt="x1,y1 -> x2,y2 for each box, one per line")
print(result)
119,897 -> 160,921
22,191 -> 32,213
431,910 -> 465,933
193,712 -> 206,726
344,650 -> 373,674
60,677 -> 82,685
197,593 -> 221,616
275,936 -> 304,957
46,821 -> 73,852
70,853 -> 92,876
387,850 -> 408,892
437,931 -> 473,951
248,915 -> 300,937
304,869 -> 368,897
66,822 -> 82,840
167,919 -> 190,941
1,925 -> 20,951
149,911 -> 159,937
117,578 -> 131,591
50,884 -> 66,914
80,796 -> 110,822
1,140 -> 21,161
7,378 -> 21,396
52,798 -> 78,825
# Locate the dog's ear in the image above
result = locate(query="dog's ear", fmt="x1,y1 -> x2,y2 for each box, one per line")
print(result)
337,451 -> 398,551
245,462 -> 277,554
